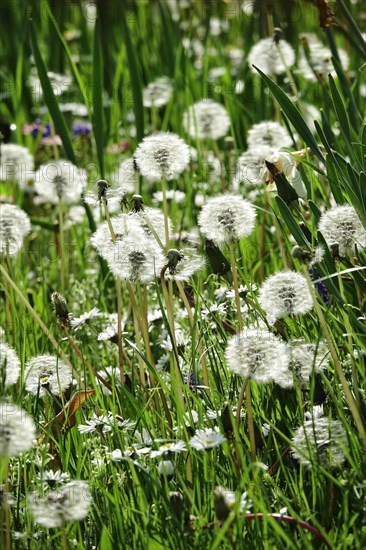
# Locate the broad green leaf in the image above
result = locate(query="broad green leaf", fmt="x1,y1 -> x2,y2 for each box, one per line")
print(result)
99,527 -> 113,550
29,21 -> 76,164
254,66 -> 325,163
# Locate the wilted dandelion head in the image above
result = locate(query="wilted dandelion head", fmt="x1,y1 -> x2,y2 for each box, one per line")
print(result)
105,234 -> 166,282
163,248 -> 205,281
198,194 -> 256,244
0,402 -> 36,457
318,205 -> 366,257
0,203 -> 31,257
24,354 -> 72,396
258,270 -> 313,323
143,76 -> 173,108
0,144 -> 34,183
34,160 -> 86,204
225,327 -> 291,386
261,150 -> 307,199
291,417 -> 347,469
183,99 -> 230,140
289,339 -> 329,383
248,37 -> 295,76
0,342 -> 21,388
247,121 -> 293,150
29,480 -> 92,528
134,132 -> 190,181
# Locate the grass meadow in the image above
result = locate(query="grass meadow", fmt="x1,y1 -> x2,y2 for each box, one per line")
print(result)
1,0 -> 366,548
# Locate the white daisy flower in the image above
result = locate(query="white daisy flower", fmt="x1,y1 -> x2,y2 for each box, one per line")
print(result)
214,486 -> 251,520
70,307 -> 102,330
150,440 -> 187,458
189,428 -> 226,451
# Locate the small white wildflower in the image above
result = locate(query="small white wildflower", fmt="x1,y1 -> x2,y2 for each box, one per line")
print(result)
214,486 -> 251,520
77,412 -> 126,435
0,342 -> 21,388
0,144 -> 34,182
248,37 -> 295,75
183,99 -> 230,140
0,203 -> 31,257
143,76 -> 173,108
134,132 -> 190,181
0,402 -> 36,457
291,417 -> 347,469
24,355 -> 72,396
189,428 -> 226,451
318,205 -> 366,257
157,460 -> 174,477
29,480 -> 91,528
150,440 -> 187,458
198,194 -> 256,245
38,470 -> 70,487
258,270 -> 313,323
70,307 -> 102,330
34,160 -> 86,204
225,327 -> 291,386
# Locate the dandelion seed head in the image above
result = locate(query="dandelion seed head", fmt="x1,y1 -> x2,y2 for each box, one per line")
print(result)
225,328 -> 291,386
248,37 -> 295,76
258,270 -> 313,323
34,160 -> 86,204
0,144 -> 34,183
0,342 -> 21,388
0,402 -> 36,457
318,205 -> 366,257
143,76 -> 173,108
164,248 -> 205,281
291,417 -> 347,469
198,194 -> 256,244
29,480 -> 91,528
183,99 -> 230,140
134,132 -> 190,181
289,339 -> 329,383
24,355 -> 72,396
298,35 -> 349,81
0,203 -> 31,257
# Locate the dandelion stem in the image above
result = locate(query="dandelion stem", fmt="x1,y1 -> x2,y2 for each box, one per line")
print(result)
303,267 -> 366,449
229,243 -> 256,461
58,204 -> 66,291
161,178 -> 170,250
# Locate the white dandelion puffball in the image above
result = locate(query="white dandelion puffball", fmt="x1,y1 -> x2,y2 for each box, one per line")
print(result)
143,76 -> 173,108
29,480 -> 92,528
34,160 -> 86,204
183,99 -> 230,140
318,205 -> 366,257
0,402 -> 36,457
291,417 -> 347,469
248,37 -> 295,76
134,132 -> 190,181
247,121 -> 293,150
0,203 -> 31,257
298,36 -> 349,82
225,327 -> 291,386
198,194 -> 256,244
0,342 -> 21,387
233,146 -> 273,189
258,270 -> 313,323
105,234 -> 166,283
0,144 -> 34,183
24,354 -> 72,396
289,339 -> 329,383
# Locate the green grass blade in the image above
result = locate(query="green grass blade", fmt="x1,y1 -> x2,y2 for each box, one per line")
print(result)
93,18 -> 105,179
275,196 -> 311,248
29,20 -> 76,164
120,10 -> 144,142
328,75 -> 351,144
254,66 -> 325,163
